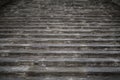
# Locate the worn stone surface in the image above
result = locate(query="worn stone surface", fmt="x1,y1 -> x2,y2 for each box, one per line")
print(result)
0,0 -> 11,7
0,0 -> 120,80
112,0 -> 120,6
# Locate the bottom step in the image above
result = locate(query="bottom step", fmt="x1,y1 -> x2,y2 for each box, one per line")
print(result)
0,66 -> 120,76
0,76 -> 120,80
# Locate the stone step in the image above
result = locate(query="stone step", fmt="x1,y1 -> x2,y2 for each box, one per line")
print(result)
0,29 -> 120,33
0,38 -> 120,41
0,15 -> 119,19
0,50 -> 120,56
0,18 -> 120,22
0,43 -> 120,48
0,76 -> 120,80
0,22 -> 120,26
0,38 -> 119,44
0,57 -> 120,67
0,66 -> 120,75
0,26 -> 120,29
0,33 -> 119,37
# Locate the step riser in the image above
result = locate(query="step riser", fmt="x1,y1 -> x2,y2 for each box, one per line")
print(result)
0,61 -> 120,67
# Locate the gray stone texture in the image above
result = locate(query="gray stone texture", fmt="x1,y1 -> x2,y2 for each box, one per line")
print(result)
0,0 -> 120,79
112,0 -> 120,6
0,0 -> 10,7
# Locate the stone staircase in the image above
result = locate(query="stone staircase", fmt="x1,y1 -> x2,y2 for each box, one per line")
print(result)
0,0 -> 120,80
